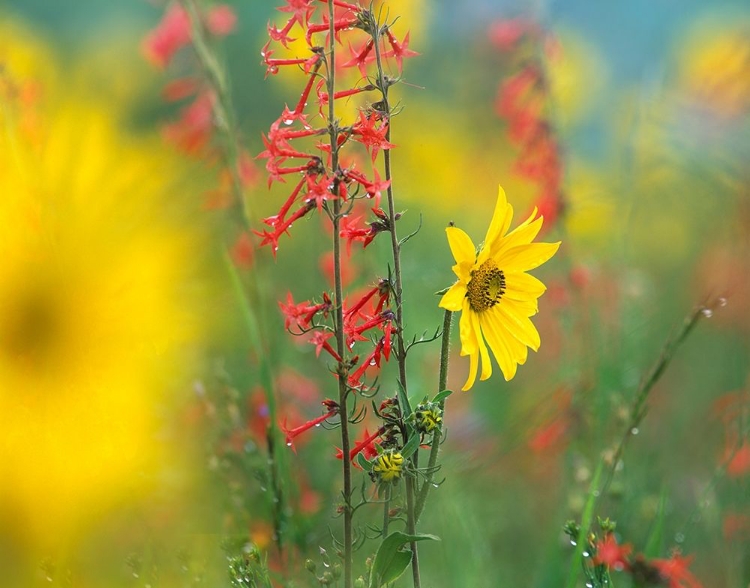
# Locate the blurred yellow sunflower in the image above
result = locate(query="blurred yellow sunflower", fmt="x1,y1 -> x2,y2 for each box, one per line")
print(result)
0,78 -> 210,555
439,186 -> 559,390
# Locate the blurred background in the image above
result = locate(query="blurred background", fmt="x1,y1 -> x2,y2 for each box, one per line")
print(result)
1,0 -> 748,586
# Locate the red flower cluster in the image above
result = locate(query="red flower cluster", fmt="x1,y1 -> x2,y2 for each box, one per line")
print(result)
255,0 -> 417,253
279,281 -> 392,391
490,19 -> 564,232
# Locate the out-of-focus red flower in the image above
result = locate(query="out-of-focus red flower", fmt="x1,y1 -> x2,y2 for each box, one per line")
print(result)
231,231 -> 255,269
488,18 -> 537,51
726,441 -> 750,477
162,91 -> 215,156
206,4 -> 237,36
593,534 -> 632,570
723,511 -> 750,541
142,3 -> 192,69
319,250 -> 357,288
650,553 -> 703,588
161,76 -> 200,101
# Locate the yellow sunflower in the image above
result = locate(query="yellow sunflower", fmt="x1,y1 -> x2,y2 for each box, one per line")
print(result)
439,186 -> 560,390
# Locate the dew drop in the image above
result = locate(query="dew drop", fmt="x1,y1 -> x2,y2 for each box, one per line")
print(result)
631,427 -> 639,435
283,119 -> 294,125
593,490 -> 600,497
582,551 -> 590,557
315,423 -> 321,427
701,308 -> 713,318
369,359 -> 377,366
133,573 -> 140,579
570,540 -> 577,547
585,583 -> 593,588
286,441 -> 293,447
46,577 -> 53,583
674,532 -> 685,543
718,297 -> 727,307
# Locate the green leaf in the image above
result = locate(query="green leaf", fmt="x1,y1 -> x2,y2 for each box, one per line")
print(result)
432,389 -> 453,404
357,452 -> 373,472
397,380 -> 412,417
400,428 -> 421,459
369,532 -> 440,588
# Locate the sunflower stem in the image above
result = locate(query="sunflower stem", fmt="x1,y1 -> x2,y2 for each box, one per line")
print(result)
415,309 -> 453,521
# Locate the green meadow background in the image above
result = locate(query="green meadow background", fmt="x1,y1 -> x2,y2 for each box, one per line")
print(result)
1,0 -> 748,586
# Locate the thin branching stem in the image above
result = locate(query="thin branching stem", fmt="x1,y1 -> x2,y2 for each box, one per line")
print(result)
599,299 -> 715,501
327,3 -> 353,587
180,0 -> 248,225
370,16 -> 421,588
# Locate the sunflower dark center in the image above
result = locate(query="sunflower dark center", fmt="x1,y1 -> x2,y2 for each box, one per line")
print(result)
466,259 -> 506,312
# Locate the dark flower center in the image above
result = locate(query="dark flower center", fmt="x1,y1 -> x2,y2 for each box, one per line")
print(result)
466,259 -> 506,312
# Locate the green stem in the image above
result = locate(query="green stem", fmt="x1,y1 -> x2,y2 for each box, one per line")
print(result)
326,3 -> 352,587
382,485 -> 392,538
370,16 -> 420,588
599,301 -> 710,500
415,309 -> 453,520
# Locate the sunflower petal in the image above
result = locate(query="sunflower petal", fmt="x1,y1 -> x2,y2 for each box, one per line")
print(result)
497,241 -> 561,272
446,227 -> 477,266
491,214 -> 543,259
503,271 -> 547,300
439,281 -> 467,312
472,311 -> 493,381
480,311 -> 517,381
478,185 -> 513,265
459,299 -> 478,355
497,305 -> 541,351
462,349 -> 479,391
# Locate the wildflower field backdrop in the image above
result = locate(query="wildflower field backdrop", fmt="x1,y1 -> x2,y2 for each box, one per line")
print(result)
1,1 -> 748,587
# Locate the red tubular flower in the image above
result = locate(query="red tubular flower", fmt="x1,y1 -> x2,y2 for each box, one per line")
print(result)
383,30 -> 419,73
346,310 -> 394,346
335,426 -> 385,463
309,330 -> 343,362
342,38 -> 375,77
340,215 -> 374,254
592,534 -> 632,571
281,401 -> 340,449
305,173 -> 335,211
305,16 -> 359,46
348,337 -> 386,385
278,0 -> 317,27
261,41 -> 322,77
351,112 -> 396,162
254,201 -> 316,254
